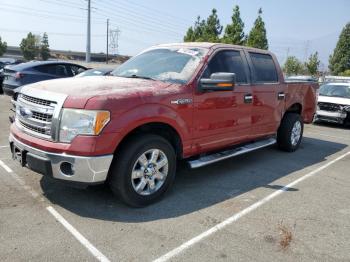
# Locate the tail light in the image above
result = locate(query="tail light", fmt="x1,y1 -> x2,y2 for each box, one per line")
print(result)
15,72 -> 24,80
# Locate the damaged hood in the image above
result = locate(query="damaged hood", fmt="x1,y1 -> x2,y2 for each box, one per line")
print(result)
21,76 -> 172,97
20,76 -> 175,108
318,95 -> 350,106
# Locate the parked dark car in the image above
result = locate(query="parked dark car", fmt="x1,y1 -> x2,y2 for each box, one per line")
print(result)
0,58 -> 22,94
2,61 -> 87,96
75,67 -> 113,77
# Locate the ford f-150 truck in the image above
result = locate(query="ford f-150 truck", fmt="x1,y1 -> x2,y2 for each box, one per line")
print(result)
9,43 -> 318,207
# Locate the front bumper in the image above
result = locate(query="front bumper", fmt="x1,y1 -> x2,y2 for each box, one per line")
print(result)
9,134 -> 113,184
315,110 -> 347,124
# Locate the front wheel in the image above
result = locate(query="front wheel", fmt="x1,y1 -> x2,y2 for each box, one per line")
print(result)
277,113 -> 304,152
108,134 -> 176,207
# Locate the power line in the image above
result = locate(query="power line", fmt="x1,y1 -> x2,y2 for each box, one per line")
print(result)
0,7 -> 105,24
93,6 -> 183,38
103,0 -> 193,26
98,0 -> 187,31
0,28 -> 104,38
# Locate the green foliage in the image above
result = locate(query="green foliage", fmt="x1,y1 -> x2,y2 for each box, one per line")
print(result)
20,32 -> 39,60
222,5 -> 245,45
305,52 -> 320,76
184,9 -> 223,42
339,69 -> 350,76
283,56 -> 305,76
20,32 -> 50,61
0,36 -> 7,57
203,9 -> 223,42
329,22 -> 350,75
246,8 -> 268,50
40,32 -> 50,60
184,16 -> 206,42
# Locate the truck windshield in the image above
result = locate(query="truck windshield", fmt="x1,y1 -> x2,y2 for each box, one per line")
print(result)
319,84 -> 350,98
111,47 -> 207,84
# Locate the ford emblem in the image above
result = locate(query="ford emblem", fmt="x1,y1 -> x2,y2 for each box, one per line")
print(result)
19,107 -> 33,118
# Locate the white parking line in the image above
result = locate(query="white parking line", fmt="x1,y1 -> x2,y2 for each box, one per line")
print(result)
0,145 -> 9,148
0,159 -> 13,173
0,159 -> 110,262
47,206 -> 110,262
154,151 -> 350,262
305,132 -> 350,141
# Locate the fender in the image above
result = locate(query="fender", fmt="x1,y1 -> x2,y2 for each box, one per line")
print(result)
107,103 -> 193,156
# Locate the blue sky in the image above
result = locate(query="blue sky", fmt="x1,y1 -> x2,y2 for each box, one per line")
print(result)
0,0 -> 349,67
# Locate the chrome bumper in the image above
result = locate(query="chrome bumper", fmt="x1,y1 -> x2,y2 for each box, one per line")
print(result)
315,110 -> 347,124
9,134 -> 113,183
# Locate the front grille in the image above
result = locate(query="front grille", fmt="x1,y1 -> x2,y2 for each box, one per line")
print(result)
318,102 -> 341,112
21,94 -> 54,107
18,119 -> 50,136
32,111 -> 53,122
15,94 -> 57,140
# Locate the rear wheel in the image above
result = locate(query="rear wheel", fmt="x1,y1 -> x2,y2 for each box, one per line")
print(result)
277,113 -> 303,152
108,134 -> 176,207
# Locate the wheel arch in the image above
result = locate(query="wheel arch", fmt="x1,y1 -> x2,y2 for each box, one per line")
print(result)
114,121 -> 184,160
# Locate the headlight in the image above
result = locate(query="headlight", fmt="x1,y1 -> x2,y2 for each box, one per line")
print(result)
59,109 -> 110,143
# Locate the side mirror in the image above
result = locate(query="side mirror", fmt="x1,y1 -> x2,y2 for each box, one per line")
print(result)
199,72 -> 236,92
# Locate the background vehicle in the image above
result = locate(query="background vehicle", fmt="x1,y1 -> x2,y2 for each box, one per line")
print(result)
9,43 -> 318,207
285,75 -> 318,83
314,82 -> 350,125
75,67 -> 113,77
2,61 -> 87,96
0,58 -> 21,94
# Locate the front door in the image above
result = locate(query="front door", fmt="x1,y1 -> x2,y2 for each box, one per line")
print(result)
192,49 -> 253,154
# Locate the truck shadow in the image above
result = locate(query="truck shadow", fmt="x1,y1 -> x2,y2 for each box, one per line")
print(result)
40,137 -> 348,222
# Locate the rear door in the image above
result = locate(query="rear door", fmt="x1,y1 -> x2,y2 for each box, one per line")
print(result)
193,49 -> 253,153
245,51 -> 285,138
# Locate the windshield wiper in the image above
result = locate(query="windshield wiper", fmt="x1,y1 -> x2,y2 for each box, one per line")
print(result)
126,74 -> 156,81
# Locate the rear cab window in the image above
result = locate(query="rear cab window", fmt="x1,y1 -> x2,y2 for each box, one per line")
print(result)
249,52 -> 278,83
203,50 -> 248,84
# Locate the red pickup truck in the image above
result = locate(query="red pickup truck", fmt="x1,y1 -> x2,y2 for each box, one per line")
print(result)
9,43 -> 318,206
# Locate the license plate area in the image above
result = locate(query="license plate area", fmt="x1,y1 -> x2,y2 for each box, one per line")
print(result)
11,144 -> 27,167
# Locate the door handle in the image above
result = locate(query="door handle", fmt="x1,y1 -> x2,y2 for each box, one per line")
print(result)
244,94 -> 253,103
278,92 -> 285,100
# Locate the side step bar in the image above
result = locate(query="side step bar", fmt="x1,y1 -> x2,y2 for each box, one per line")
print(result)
188,137 -> 276,169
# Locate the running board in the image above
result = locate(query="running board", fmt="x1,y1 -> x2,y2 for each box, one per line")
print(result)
188,137 -> 276,169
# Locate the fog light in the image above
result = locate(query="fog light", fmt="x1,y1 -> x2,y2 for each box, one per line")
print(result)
60,162 -> 74,176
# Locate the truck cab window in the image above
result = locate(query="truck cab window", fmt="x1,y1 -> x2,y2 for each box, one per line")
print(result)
249,53 -> 278,83
203,50 -> 247,84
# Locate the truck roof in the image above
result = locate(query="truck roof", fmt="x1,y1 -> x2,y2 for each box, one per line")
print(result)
156,42 -> 270,53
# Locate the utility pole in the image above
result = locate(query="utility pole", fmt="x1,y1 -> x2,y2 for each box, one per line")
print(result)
86,0 -> 91,63
106,19 -> 109,64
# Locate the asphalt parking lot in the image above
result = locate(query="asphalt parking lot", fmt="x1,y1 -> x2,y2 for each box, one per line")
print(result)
0,94 -> 350,262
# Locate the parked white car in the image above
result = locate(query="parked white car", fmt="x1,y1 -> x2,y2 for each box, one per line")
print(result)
314,82 -> 350,125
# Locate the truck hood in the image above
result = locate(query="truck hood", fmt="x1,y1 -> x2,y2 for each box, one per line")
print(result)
318,95 -> 350,106
20,76 -> 176,108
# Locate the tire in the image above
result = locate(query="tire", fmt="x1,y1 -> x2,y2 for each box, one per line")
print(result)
277,113 -> 303,152
108,134 -> 176,207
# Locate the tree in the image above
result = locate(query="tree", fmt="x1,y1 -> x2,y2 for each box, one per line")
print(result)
0,36 -> 7,57
184,9 -> 223,42
222,5 -> 245,45
40,33 -> 50,60
203,9 -> 223,42
246,8 -> 268,50
329,22 -> 350,75
184,16 -> 206,42
305,52 -> 320,76
339,69 -> 350,76
20,32 -> 40,60
283,56 -> 305,76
